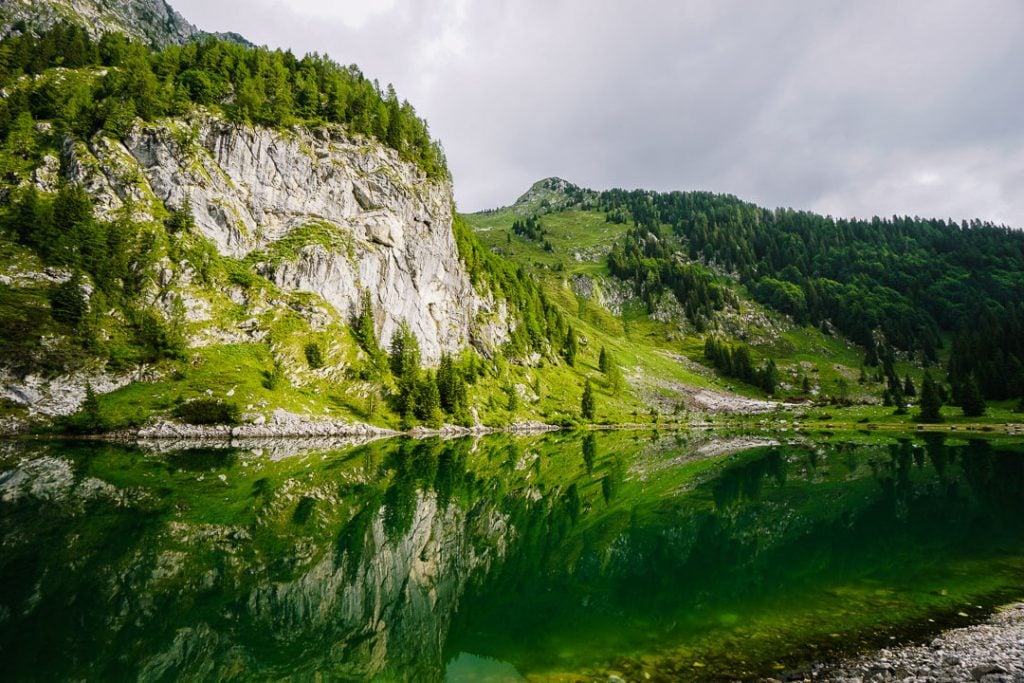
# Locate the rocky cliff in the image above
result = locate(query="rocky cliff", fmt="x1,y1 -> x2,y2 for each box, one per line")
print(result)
0,0 -> 536,432
65,111 -> 507,363
0,0 -> 198,46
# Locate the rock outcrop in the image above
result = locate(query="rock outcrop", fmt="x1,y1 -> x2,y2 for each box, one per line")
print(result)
0,368 -> 152,418
0,0 -> 198,46
66,112 -> 509,362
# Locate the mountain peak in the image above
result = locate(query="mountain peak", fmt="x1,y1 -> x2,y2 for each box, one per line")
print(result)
511,177 -> 592,215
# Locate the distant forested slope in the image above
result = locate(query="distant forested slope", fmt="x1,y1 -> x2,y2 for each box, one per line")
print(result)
601,189 -> 1024,399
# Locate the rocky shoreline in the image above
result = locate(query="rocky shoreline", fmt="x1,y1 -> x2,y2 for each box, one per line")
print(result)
125,410 -> 561,446
801,603 -> 1024,682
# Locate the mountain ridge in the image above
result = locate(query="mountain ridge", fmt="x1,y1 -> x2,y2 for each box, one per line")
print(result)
0,0 -> 251,47
1,4 -> 1022,436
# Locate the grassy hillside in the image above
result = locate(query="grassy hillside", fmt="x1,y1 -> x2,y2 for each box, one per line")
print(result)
463,179 -> 1024,428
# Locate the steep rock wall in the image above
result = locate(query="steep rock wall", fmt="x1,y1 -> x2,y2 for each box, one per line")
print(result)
68,113 -> 508,362
0,0 -> 198,46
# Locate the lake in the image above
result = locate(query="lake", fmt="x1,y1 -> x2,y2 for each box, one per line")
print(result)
1,432 -> 1023,681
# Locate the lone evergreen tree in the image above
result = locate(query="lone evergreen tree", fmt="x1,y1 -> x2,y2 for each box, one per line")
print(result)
960,373 -> 986,417
903,374 -> 916,397
389,322 -> 420,379
760,359 -> 778,395
581,378 -> 596,421
354,290 -> 379,352
81,382 -> 104,432
598,346 -> 609,373
563,325 -> 578,367
389,322 -> 421,419
917,371 -> 943,423
304,341 -> 324,369
436,352 -> 467,415
50,273 -> 87,326
414,371 -> 442,426
606,361 -> 624,395
892,383 -> 907,415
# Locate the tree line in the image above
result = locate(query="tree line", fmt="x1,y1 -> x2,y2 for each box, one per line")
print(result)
3,184 -> 184,372
607,222 -> 730,328
600,188 -> 1024,400
0,23 -> 446,177
703,336 -> 778,395
453,215 -> 570,360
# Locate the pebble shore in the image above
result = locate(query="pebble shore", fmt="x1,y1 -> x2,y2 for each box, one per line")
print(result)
803,603 -> 1024,682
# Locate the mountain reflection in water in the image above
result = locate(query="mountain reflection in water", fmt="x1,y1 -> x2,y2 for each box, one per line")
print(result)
1,432 -> 1023,681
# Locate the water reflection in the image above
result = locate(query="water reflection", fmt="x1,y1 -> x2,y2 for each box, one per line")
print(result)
0,433 -> 1023,681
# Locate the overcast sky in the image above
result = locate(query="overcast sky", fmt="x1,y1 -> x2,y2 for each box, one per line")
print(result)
171,0 -> 1024,226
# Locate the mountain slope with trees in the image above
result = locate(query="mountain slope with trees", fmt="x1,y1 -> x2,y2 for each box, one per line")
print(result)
596,187 -> 1024,402
465,177 -> 1024,420
1,1 -> 1021,435
0,19 -> 594,433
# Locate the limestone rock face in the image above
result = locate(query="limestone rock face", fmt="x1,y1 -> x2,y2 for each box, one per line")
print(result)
0,0 -> 199,46
67,113 -> 508,362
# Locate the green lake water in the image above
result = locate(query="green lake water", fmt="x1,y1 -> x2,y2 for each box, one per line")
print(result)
1,432 -> 1023,681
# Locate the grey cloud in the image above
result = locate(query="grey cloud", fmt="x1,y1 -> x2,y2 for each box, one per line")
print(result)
173,0 -> 1024,226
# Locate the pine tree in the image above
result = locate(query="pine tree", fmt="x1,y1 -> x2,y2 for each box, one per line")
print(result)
389,322 -> 421,419
164,205 -> 195,234
704,336 -> 717,363
414,371 -> 442,426
903,374 -> 916,398
732,345 -> 754,383
892,383 -> 907,415
49,273 -> 87,326
917,371 -> 943,423
760,359 -> 778,395
864,342 -> 879,367
563,325 -> 578,366
886,370 -> 902,398
606,361 -> 624,395
503,380 -> 519,412
960,373 -> 986,417
835,378 -> 850,404
73,382 -> 108,433
581,378 -> 596,421
436,353 -> 467,415
598,346 -> 609,373
388,321 -> 420,380
304,341 -> 324,369
354,290 -> 379,352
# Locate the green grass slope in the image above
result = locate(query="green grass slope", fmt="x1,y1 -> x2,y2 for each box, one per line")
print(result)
462,179 -> 1024,431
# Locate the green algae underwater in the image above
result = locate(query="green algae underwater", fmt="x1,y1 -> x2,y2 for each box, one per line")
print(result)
1,431 -> 1023,682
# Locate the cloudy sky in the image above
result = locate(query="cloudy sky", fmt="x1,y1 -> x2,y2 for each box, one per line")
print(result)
172,0 -> 1024,226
